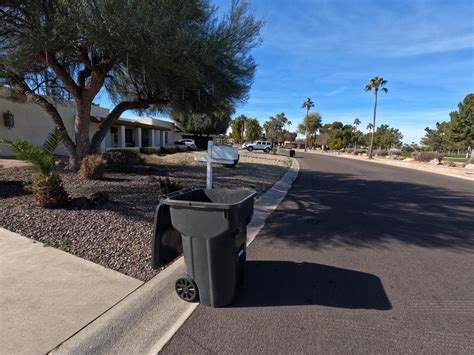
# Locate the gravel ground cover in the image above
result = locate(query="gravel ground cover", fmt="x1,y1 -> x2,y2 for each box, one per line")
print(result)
0,151 -> 290,281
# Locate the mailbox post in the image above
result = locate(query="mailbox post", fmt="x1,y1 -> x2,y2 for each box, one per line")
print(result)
195,140 -> 239,189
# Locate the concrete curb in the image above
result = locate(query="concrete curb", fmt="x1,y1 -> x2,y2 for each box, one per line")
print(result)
50,158 -> 300,355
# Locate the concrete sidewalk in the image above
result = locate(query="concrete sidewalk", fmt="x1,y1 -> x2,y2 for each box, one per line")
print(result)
0,228 -> 142,355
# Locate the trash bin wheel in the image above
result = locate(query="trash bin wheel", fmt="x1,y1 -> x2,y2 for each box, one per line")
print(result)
175,276 -> 199,302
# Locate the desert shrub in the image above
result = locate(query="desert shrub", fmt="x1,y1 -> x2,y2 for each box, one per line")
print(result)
176,145 -> 189,152
105,148 -> 140,171
345,148 -> 354,154
412,151 -> 443,162
389,148 -> 401,156
161,146 -> 178,154
353,149 -> 365,155
373,149 -> 388,156
158,177 -> 182,194
140,147 -> 162,155
80,155 -> 105,179
1,129 -> 69,208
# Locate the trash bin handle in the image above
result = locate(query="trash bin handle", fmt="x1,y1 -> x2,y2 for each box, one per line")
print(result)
161,187 -> 195,200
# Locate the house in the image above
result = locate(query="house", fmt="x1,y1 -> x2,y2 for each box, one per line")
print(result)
0,88 -> 177,156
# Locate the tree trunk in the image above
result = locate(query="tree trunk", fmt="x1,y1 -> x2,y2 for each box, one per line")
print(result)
467,150 -> 474,164
71,100 -> 92,170
368,91 -> 378,159
304,108 -> 308,151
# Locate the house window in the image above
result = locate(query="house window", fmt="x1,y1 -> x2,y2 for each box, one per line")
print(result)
110,127 -> 118,144
164,131 -> 169,145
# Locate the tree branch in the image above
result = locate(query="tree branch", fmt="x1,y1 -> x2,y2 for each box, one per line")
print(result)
89,98 -> 169,152
11,76 -> 76,154
46,51 -> 81,97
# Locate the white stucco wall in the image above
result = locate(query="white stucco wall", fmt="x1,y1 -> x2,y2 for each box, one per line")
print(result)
0,89 -> 109,156
0,89 -> 178,157
136,117 -> 176,145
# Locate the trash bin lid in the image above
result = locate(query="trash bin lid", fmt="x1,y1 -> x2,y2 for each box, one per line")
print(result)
163,188 -> 256,209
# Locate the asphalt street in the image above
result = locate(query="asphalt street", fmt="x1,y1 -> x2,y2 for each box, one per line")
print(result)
162,152 -> 474,354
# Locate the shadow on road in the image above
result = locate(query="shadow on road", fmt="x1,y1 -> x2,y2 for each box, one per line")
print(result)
258,167 -> 474,251
233,260 -> 391,310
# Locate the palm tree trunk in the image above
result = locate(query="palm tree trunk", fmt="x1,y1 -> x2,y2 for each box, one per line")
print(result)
304,108 -> 308,151
368,91 -> 378,159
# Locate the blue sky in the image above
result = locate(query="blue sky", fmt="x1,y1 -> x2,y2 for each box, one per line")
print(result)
109,0 -> 474,143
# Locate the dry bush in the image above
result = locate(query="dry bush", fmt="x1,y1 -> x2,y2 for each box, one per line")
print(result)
80,155 -> 106,179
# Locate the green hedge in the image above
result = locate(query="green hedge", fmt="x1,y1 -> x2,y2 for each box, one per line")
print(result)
105,148 -> 140,171
140,147 -> 162,155
134,145 -> 195,156
412,151 -> 443,162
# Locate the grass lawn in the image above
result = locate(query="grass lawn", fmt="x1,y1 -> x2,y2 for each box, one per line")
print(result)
401,151 -> 468,163
443,156 -> 468,163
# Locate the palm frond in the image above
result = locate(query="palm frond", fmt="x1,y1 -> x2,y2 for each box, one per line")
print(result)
381,87 -> 388,93
43,129 -> 65,154
1,136 -> 57,178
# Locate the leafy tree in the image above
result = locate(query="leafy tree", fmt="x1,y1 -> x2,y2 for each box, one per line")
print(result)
365,76 -> 388,159
230,115 -> 244,144
297,112 -> 322,148
0,1 -> 262,169
450,94 -> 474,162
263,113 -> 288,144
245,118 -> 262,142
0,130 -> 68,208
282,130 -> 297,142
301,97 -> 315,150
171,105 -> 232,137
421,94 -> 473,160
421,122 -> 452,151
373,124 -> 403,149
231,115 -> 248,144
326,125 -> 354,150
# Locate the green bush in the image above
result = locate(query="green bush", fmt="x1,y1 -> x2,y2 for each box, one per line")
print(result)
161,146 -> 178,154
80,155 -> 105,179
412,151 -> 443,162
105,148 -> 140,171
140,147 -> 162,155
176,145 -> 189,152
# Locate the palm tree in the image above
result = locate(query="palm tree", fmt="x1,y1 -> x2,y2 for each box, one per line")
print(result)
0,130 -> 69,208
301,98 -> 315,151
353,118 -> 361,152
366,123 -> 374,131
287,120 -> 292,132
364,76 -> 388,159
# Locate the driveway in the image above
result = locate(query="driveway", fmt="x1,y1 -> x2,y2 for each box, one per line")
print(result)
163,152 -> 474,353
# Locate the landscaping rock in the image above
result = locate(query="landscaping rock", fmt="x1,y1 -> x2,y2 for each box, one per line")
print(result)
442,160 -> 456,167
430,158 -> 440,166
71,196 -> 96,209
465,164 -> 474,170
90,191 -> 110,206
0,151 -> 290,282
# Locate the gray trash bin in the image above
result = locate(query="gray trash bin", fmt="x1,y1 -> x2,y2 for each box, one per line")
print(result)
152,188 -> 256,307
